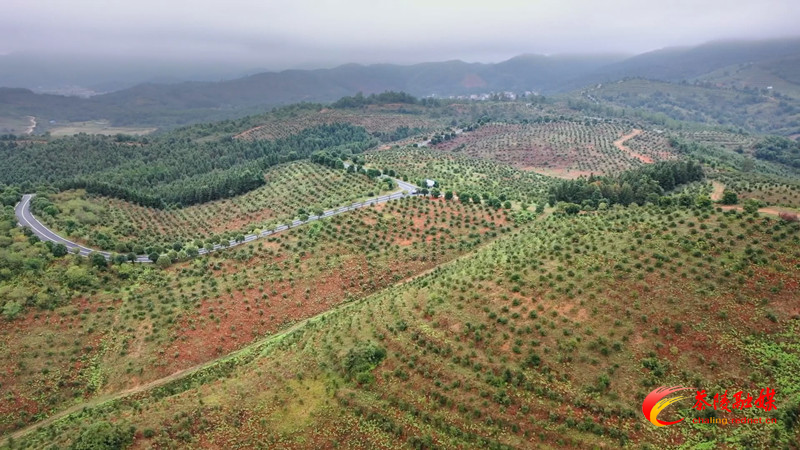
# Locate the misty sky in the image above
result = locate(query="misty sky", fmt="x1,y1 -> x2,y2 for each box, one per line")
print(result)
3,0 -> 799,69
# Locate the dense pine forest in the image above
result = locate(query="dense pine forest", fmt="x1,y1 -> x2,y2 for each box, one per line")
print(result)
548,160 -> 705,208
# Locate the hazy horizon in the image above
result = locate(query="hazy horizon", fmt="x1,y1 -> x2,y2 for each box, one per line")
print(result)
3,0 -> 800,68
2,0 -> 799,91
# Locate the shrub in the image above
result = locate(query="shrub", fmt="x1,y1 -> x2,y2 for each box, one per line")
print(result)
90,253 -> 108,268
2,300 -> 22,320
156,254 -> 173,268
720,190 -> 738,205
559,203 -> 581,215
743,199 -> 761,214
64,266 -> 92,288
51,243 -> 69,257
343,342 -> 386,381
695,195 -> 712,208
69,421 -> 134,450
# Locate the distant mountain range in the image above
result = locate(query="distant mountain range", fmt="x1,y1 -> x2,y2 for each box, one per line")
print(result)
1,37 -> 799,131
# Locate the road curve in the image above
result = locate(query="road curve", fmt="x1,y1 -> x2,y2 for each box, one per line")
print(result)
15,194 -> 115,259
16,176 -> 419,263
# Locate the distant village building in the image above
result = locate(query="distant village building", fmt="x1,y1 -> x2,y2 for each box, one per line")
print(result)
425,179 -> 436,188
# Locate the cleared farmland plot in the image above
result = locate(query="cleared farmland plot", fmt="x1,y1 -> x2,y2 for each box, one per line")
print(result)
40,161 -> 393,250
715,172 -> 800,208
0,115 -> 34,135
430,121 -> 678,177
48,120 -> 157,137
675,129 -> 759,153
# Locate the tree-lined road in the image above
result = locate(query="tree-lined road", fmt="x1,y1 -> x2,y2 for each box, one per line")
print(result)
16,176 -> 419,263
15,194 -> 118,259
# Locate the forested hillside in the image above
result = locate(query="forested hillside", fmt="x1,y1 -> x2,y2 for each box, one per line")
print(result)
549,160 -> 705,208
1,123 -> 377,207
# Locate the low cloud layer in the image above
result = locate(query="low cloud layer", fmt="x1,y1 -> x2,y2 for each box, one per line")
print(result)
3,0 -> 799,69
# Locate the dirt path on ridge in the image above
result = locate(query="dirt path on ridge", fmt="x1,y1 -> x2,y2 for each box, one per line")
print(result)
719,204 -> 797,217
6,313 -> 319,442
710,181 -> 725,201
613,129 -> 653,163
25,116 -> 36,135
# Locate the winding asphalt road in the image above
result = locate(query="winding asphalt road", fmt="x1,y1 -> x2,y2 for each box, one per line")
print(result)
16,176 -> 419,263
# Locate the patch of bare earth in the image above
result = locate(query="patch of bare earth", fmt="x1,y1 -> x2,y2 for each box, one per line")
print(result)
710,181 -> 725,201
719,204 -> 797,217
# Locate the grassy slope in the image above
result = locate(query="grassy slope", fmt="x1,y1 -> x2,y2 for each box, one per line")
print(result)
12,203 -> 799,449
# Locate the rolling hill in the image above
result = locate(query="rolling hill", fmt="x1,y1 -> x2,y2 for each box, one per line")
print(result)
577,37 -> 800,85
1,38 -> 799,134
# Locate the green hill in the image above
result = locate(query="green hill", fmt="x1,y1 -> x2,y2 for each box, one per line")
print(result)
578,78 -> 800,135
11,199 -> 799,448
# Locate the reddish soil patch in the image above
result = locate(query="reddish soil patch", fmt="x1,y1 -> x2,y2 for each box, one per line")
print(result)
433,124 -> 525,152
744,260 -> 800,318
460,73 -> 487,88
208,208 -> 277,233
162,267 -> 359,371
554,302 -> 588,322
431,122 -> 648,175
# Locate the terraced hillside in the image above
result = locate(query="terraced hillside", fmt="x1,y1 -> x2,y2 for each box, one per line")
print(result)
3,90 -> 800,450
0,196 -> 514,437
675,130 -> 760,154
429,121 -> 677,177
11,200 -> 799,448
713,172 -> 800,209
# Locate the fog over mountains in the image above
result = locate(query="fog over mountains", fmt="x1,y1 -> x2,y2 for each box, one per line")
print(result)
1,37 -> 799,130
